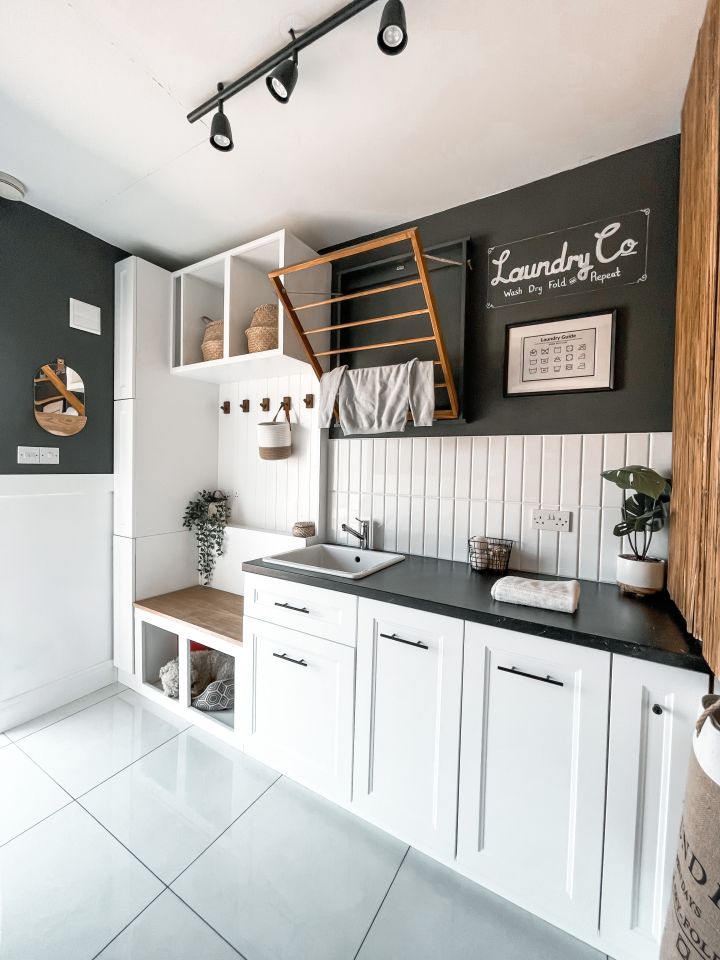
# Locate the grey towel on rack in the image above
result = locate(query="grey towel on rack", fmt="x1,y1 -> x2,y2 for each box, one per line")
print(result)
318,360 -> 435,434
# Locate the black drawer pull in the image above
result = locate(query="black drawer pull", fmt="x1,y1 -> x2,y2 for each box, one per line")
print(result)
498,665 -> 563,687
381,632 -> 429,650
273,652 -> 308,667
275,602 -> 309,614
652,703 -> 663,716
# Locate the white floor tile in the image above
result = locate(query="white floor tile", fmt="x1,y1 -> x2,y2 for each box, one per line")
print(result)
0,732 -> 11,748
356,849 -> 605,960
20,689 -> 189,797
96,890 -> 239,959
0,803 -> 163,960
5,682 -> 125,742
172,777 -> 407,960
81,727 -> 279,882
0,744 -> 71,846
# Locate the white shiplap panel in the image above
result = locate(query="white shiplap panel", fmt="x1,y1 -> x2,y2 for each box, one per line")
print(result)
625,433 -> 650,470
580,434 -> 604,508
487,436 -> 506,501
470,436 -> 489,500
522,435 -> 542,502
602,434 -> 626,507
411,438 -> 427,497
560,434 -> 582,507
504,435 -> 524,502
440,437 -> 457,499
455,437 -> 473,500
541,435 -> 562,505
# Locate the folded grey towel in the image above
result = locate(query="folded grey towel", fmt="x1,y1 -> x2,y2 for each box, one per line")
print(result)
491,576 -> 580,614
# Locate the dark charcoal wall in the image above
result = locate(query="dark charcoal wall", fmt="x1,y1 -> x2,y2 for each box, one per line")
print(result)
327,136 -> 680,437
0,200 -> 127,473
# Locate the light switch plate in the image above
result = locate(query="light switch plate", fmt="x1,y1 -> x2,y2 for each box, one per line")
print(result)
17,446 -> 39,465
39,447 -> 60,464
69,298 -> 101,335
532,508 -> 572,532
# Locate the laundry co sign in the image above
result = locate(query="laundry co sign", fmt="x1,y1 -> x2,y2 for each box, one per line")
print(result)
486,209 -> 650,308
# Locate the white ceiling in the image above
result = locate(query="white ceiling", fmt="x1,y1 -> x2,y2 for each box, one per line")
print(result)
0,0 -> 706,269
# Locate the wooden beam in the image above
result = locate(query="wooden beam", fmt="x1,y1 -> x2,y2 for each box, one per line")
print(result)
292,278 -> 422,312
303,308 -> 428,336
315,335 -> 436,359
268,229 -> 416,278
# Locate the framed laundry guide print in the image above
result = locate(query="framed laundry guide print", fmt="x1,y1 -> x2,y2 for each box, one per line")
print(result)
504,310 -> 616,397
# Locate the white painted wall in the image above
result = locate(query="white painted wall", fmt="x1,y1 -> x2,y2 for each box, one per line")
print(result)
0,474 -> 115,730
326,432 -> 672,583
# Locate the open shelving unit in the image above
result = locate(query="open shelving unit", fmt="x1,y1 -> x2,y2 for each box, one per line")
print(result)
171,229 -> 331,383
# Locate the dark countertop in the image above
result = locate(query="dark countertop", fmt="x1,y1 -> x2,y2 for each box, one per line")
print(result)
242,554 -> 709,674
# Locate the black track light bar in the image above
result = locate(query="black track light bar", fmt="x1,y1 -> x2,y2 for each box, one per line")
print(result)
187,0 -> 382,124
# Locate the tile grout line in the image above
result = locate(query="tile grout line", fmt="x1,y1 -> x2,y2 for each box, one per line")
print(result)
0,797 -> 75,850
352,844 -> 410,960
3,685 -> 127,743
168,773 -> 283,887
77,801 -> 172,888
168,889 -> 250,960
88,888 -> 167,960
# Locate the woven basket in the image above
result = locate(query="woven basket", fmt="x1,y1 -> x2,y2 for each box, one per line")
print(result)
250,304 -> 278,328
200,317 -> 224,361
202,318 -> 224,340
201,339 -> 224,361
247,325 -> 278,353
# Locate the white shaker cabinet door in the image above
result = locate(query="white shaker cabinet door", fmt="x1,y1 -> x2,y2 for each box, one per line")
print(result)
112,535 -> 135,674
457,622 -> 610,944
352,598 -> 464,860
114,257 -> 136,400
600,656 -> 709,960
242,616 -> 355,802
113,398 -> 134,537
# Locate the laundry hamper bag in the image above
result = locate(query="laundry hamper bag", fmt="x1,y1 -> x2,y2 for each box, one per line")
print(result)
661,694 -> 720,960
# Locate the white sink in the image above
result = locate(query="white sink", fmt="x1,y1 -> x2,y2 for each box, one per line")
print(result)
263,543 -> 405,580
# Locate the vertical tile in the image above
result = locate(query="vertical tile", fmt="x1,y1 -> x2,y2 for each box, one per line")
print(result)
625,433 -> 650,468
411,439 -> 427,497
426,439 -> 441,498
578,508 -> 601,581
486,501 -> 504,538
469,501 -> 487,538
423,499 -> 440,557
560,435 -> 582,507
372,494 -> 385,550
438,499 -> 455,560
455,438 -> 473,500
385,439 -> 400,496
538,530 -> 559,575
557,521 -> 580,579
541,435 -> 562,505
396,497 -> 411,554
398,440 -> 413,497
522,436 -> 542,502
384,496 -> 398,552
504,435 -> 524,502
360,493 -> 372,531
580,434 -> 604,508
409,497 -> 425,556
487,436 -> 506,501
372,440 -> 387,494
517,503 -> 539,573
360,439 -> 374,495
327,494 -> 338,545
601,434 -> 626,506
337,440 -> 350,493
502,502 -> 522,559
346,493 -> 360,545
470,437 -> 489,500
440,438 -> 457,499
600,507 -> 620,583
452,500 -> 470,561
649,432 -> 673,476
348,439 -> 362,493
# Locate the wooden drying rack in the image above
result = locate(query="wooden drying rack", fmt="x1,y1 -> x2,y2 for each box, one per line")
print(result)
267,227 -> 460,420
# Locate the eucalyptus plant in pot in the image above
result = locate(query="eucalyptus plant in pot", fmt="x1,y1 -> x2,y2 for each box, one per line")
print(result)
183,490 -> 231,586
601,465 -> 671,596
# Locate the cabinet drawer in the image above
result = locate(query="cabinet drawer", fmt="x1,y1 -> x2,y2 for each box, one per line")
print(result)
242,617 -> 354,801
244,573 -> 357,646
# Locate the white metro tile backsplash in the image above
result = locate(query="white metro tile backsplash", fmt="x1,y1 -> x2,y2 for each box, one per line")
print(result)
326,432 -> 673,583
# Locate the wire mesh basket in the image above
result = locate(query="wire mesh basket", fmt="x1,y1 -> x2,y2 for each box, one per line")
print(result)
468,536 -> 514,573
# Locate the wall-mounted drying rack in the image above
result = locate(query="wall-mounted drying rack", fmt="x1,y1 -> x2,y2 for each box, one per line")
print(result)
267,227 -> 460,421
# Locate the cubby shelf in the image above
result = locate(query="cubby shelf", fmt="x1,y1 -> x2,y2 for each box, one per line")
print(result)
170,229 -> 331,383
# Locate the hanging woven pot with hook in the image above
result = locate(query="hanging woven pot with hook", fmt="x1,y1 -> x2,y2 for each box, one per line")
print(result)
257,403 -> 291,460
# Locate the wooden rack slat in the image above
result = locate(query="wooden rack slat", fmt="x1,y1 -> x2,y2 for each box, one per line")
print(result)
304,308 -> 428,336
292,278 -> 422,312
267,227 -> 460,421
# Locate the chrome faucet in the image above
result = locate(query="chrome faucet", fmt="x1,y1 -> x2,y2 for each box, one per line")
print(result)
342,517 -> 371,550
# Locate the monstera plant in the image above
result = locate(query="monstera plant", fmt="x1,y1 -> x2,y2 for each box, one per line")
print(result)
183,490 -> 231,586
601,465 -> 671,596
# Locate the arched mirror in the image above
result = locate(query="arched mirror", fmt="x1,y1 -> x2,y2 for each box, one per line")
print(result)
34,359 -> 87,436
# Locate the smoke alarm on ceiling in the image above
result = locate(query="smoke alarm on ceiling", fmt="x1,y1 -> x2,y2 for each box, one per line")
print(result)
0,173 -> 26,202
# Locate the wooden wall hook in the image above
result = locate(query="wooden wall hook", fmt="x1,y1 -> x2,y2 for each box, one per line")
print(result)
303,393 -> 315,409
282,396 -> 292,412
240,399 -> 250,413
260,398 -> 270,412
220,400 -> 231,415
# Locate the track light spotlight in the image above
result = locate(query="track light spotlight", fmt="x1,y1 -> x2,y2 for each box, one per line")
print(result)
266,31 -> 299,103
210,83 -> 233,151
377,0 -> 407,55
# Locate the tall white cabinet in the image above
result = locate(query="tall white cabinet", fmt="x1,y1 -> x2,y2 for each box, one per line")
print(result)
113,257 -> 218,674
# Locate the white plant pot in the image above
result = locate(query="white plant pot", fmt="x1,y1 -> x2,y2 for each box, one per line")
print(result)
616,554 -> 666,596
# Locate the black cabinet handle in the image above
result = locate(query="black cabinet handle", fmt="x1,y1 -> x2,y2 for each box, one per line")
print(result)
497,665 -> 564,687
273,652 -> 308,667
652,703 -> 663,716
275,602 -> 309,614
380,632 -> 429,650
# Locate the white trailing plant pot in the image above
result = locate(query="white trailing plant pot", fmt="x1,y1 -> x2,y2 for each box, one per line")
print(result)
257,416 -> 291,461
616,554 -> 666,596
